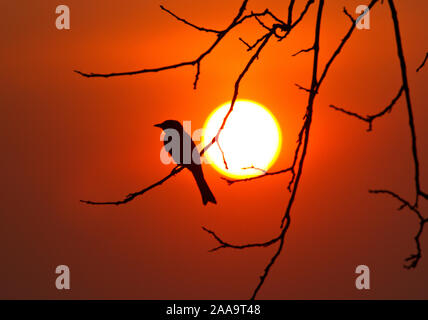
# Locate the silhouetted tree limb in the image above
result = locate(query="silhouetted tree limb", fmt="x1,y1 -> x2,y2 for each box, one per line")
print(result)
239,33 -> 270,52
316,3 -> 376,91
369,190 -> 421,219
81,165 -> 184,205
367,0 -> 428,267
76,0 -> 252,88
404,219 -> 427,269
221,166 -> 293,185
294,83 -> 312,92
221,1 -> 376,187
292,46 -> 314,57
388,0 -> 423,205
416,52 -> 427,72
369,189 -> 427,269
159,5 -> 221,34
288,0 -> 315,32
327,0 -> 427,269
329,86 -> 404,131
343,7 -> 356,24
74,1 -> 298,89
202,227 -> 281,252
222,122 -> 305,191
200,28 -> 276,167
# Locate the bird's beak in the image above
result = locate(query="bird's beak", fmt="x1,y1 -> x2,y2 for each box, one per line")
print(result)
154,123 -> 161,128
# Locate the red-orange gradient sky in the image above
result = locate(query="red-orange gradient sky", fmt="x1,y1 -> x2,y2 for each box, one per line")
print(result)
1,0 -> 427,299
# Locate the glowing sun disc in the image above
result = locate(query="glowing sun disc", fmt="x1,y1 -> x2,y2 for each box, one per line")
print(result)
202,100 -> 282,179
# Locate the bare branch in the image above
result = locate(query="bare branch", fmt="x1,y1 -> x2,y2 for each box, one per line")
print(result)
416,52 -> 428,72
251,229 -> 286,300
81,165 -> 184,205
202,227 -> 281,252
329,86 -> 404,131
420,190 -> 428,200
328,0 -> 427,272
239,33 -> 270,52
329,105 -> 369,124
369,189 -> 421,218
74,61 -> 196,79
317,0 -> 378,89
343,7 -> 355,24
238,37 -> 252,50
200,30 -> 275,157
353,0 -> 428,271
388,0 -> 422,206
278,0 -> 325,230
294,83 -> 313,93
369,189 -> 427,268
221,167 -> 293,185
254,15 -> 271,32
217,135 -> 229,170
242,166 -> 267,173
160,5 -> 221,34
292,46 -> 314,57
287,0 -> 296,25
75,0 -> 252,87
404,219 -> 427,269
193,62 -> 201,90
290,0 -> 315,29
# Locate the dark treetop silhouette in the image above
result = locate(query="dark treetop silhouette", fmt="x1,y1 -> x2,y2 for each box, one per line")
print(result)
77,0 -> 427,299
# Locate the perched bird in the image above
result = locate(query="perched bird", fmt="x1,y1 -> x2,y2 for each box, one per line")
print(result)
154,120 -> 217,205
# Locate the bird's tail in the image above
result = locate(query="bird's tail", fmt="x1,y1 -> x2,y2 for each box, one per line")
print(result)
192,168 -> 217,205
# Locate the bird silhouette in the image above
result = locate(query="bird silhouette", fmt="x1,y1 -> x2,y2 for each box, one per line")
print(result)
154,120 -> 217,205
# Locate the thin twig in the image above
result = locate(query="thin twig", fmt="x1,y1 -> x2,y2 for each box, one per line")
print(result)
294,83 -> 313,93
239,33 -> 269,52
416,52 -> 427,72
317,1 -> 377,89
292,46 -> 314,57
222,167 -> 293,185
202,227 -> 281,252
80,166 -> 184,205
343,7 -> 355,24
329,86 -> 404,131
369,189 -> 426,268
388,0 -> 421,206
160,5 -> 221,34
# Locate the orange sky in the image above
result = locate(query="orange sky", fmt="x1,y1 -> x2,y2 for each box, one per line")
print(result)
1,0 -> 428,299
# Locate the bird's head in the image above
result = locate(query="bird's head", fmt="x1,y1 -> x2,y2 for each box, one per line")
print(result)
154,120 -> 183,131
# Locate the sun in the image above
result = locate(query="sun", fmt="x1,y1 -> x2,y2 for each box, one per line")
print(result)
202,100 -> 282,179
